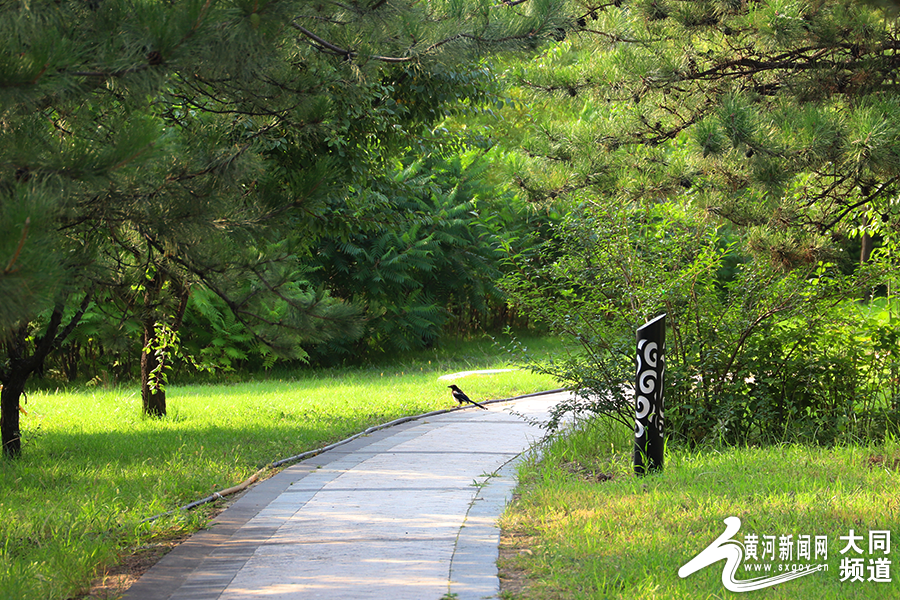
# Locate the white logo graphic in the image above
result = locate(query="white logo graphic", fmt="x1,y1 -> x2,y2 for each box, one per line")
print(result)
679,517 -> 823,592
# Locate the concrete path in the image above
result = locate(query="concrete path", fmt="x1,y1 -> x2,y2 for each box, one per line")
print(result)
124,391 -> 569,600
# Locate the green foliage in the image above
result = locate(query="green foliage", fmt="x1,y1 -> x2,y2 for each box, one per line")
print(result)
717,305 -> 900,445
0,187 -> 67,334
1,0 -> 572,430
490,0 -> 900,446
181,287 -> 269,371
503,0 -> 900,254
307,149 -> 526,358
142,321 -> 184,394
505,199 -> 897,445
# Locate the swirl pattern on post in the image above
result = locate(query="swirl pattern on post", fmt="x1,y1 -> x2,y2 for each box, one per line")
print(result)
634,315 -> 666,475
634,338 -> 665,439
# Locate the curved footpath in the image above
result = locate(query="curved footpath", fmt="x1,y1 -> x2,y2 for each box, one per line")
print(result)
123,390 -> 571,600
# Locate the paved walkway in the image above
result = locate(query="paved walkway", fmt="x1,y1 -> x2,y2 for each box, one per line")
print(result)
124,391 -> 569,600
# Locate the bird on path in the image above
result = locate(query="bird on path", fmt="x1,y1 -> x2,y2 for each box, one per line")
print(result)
448,384 -> 488,410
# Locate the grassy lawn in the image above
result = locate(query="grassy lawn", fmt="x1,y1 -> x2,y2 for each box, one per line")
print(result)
0,333 -> 564,600
499,419 -> 900,599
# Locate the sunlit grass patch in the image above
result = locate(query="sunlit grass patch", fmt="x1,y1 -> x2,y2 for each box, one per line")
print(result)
501,421 -> 900,599
0,334 -> 565,600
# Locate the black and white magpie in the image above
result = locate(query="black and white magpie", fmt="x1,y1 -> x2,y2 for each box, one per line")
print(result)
448,384 -> 488,410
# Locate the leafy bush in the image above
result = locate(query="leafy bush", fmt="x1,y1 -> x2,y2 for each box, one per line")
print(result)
504,199 -> 898,445
307,150 -> 532,360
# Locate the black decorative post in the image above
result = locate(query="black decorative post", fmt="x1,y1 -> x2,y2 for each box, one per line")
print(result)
634,314 -> 665,475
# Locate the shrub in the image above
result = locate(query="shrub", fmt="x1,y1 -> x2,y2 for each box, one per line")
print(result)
504,199 -> 897,445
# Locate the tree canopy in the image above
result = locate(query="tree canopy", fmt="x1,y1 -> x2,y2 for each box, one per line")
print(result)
0,0 -> 570,455
7,0 -> 898,453
510,0 -> 900,255
497,0 -> 900,444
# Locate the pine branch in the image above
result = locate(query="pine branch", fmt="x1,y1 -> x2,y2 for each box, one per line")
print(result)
111,143 -> 156,172
291,7 -> 548,63
164,143 -> 253,183
4,218 -> 30,275
292,23 -> 414,62
52,293 -> 93,351
820,176 -> 900,232
580,27 -> 643,44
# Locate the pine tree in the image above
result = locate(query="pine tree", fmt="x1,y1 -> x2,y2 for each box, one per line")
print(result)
509,0 -> 900,262
495,0 -> 900,444
0,0 -> 569,455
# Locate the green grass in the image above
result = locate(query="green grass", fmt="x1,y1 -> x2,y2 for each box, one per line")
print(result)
500,420 -> 900,599
0,333 -> 565,600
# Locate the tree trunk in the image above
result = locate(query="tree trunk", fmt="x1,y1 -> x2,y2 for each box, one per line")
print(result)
0,375 -> 25,457
141,317 -> 166,418
61,341 -> 79,382
1,324 -> 41,459
861,232 -> 873,265
861,214 -> 874,302
0,296 -> 90,457
139,278 -> 189,418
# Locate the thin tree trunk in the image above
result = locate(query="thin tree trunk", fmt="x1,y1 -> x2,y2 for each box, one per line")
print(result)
141,317 -> 166,418
860,231 -> 873,265
140,278 -> 190,418
0,375 -> 24,457
861,214 -> 874,302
